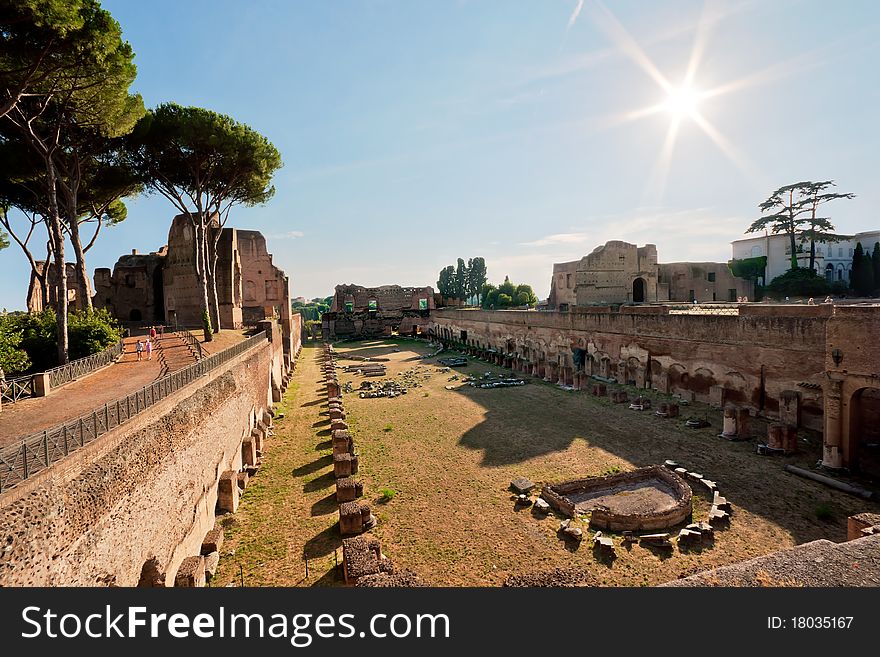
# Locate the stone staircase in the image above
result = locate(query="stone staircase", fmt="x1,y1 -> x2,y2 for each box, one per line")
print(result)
155,332 -> 201,378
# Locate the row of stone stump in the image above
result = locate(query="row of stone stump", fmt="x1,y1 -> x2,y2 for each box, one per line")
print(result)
322,344 -> 395,586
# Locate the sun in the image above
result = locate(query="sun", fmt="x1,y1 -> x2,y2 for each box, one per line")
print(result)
663,84 -> 701,119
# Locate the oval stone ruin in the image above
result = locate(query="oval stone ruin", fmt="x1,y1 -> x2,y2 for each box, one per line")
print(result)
541,465 -> 692,532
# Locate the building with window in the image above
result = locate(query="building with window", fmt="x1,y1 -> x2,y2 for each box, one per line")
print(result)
546,241 -> 752,308
730,230 -> 880,286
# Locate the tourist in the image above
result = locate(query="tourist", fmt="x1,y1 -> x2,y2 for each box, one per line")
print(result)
136,339 -> 144,362
807,297 -> 815,305
150,325 -> 157,340
146,338 -> 153,361
824,295 -> 833,304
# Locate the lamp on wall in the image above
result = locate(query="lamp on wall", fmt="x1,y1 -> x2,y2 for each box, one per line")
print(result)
831,348 -> 843,366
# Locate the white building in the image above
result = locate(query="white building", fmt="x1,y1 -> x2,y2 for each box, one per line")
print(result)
731,230 -> 880,286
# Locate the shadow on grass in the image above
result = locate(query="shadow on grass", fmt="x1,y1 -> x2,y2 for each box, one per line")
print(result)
315,439 -> 332,450
293,454 -> 332,477
303,524 -> 341,559
310,492 -> 338,517
316,429 -> 331,437
301,398 -> 324,408
310,565 -> 342,587
304,471 -> 335,493
591,544 -> 617,567
312,419 -> 330,428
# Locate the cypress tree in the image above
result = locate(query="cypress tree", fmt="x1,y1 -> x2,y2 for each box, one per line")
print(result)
851,242 -> 863,287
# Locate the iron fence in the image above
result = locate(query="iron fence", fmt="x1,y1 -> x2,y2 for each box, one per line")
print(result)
47,339 -> 125,389
666,304 -> 740,316
0,375 -> 35,404
0,330 -> 268,493
175,328 -> 204,360
0,339 -> 125,406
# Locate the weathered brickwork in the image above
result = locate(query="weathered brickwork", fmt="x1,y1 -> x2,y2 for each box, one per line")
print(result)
0,338 -> 279,587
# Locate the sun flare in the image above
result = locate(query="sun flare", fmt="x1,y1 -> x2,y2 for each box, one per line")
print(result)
664,84 -> 701,119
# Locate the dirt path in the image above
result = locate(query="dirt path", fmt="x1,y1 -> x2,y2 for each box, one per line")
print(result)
0,336 -> 164,447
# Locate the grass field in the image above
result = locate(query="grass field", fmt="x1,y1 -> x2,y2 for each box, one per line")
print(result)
213,339 -> 880,587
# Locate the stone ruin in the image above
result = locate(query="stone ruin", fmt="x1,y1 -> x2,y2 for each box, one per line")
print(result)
542,465 -> 693,532
321,344 -> 375,536
322,284 -> 434,340
341,535 -> 392,585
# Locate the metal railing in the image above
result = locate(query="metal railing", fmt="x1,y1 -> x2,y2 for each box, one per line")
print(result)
175,328 -> 204,360
666,304 -> 740,316
0,330 -> 268,493
0,375 -> 35,404
0,339 -> 125,405
47,339 -> 125,389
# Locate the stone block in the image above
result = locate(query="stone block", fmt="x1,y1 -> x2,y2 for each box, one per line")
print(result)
201,527 -> 224,555
218,470 -> 239,513
241,436 -> 257,467
174,555 -> 206,587
204,551 -> 220,581
339,501 -> 375,535
334,453 -> 354,478
847,513 -> 880,541
510,477 -> 535,495
336,477 -> 364,502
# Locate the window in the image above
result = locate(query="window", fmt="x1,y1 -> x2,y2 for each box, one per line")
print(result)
728,289 -> 737,302
566,273 -> 572,288
839,247 -> 843,258
849,248 -> 854,257
750,245 -> 763,257
707,272 -> 716,282
689,289 -> 695,301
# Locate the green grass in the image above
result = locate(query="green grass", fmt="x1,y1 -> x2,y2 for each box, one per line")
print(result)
378,487 -> 397,503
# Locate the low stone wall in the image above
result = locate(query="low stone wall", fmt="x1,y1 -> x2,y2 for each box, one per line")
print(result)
542,465 -> 693,532
0,336 -> 280,587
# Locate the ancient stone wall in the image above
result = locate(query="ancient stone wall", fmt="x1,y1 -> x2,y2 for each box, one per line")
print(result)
323,284 -> 434,339
27,261 -> 88,314
575,241 -> 660,305
659,262 -> 753,303
0,337 -> 278,587
93,249 -> 167,323
430,307 -> 828,428
547,260 -> 578,310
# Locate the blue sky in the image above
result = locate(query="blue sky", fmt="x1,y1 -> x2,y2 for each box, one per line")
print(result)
1,0 -> 878,309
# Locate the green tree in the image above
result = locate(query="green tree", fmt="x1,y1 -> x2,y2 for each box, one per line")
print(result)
129,103 -> 282,335
0,313 -> 32,375
851,243 -> 875,296
749,183 -> 815,270
480,283 -> 497,309
851,242 -> 864,289
0,0 -> 89,119
2,0 -> 143,363
872,242 -> 880,292
454,258 -> 468,301
728,255 -> 767,289
796,181 -> 855,271
514,284 -> 538,307
765,268 -> 829,299
437,265 -> 454,299
467,256 -> 487,303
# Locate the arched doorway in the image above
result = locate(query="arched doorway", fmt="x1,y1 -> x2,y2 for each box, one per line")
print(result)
825,263 -> 834,283
849,387 -> 880,478
129,308 -> 142,322
632,277 -> 646,303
